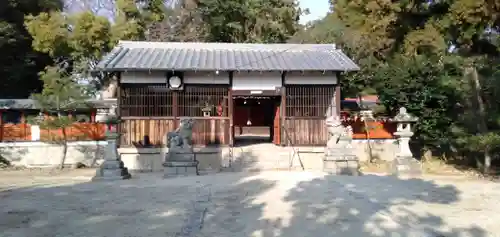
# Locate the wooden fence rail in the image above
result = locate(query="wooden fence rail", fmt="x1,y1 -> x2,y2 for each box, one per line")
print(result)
0,119 -> 396,146
0,123 -> 106,142
119,117 -> 230,147
283,118 -> 396,146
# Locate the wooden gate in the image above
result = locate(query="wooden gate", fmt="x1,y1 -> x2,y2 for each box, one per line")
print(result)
273,104 -> 280,145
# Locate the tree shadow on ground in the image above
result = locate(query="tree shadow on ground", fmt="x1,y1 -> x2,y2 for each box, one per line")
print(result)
0,172 -> 489,237
278,175 -> 485,237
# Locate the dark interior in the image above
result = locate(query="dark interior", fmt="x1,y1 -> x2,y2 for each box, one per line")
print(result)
232,96 -> 280,146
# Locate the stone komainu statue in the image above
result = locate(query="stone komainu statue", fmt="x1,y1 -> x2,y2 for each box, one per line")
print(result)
165,118 -> 195,149
101,79 -> 118,99
325,115 -> 353,148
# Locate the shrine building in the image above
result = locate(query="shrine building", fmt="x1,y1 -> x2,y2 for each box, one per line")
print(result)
95,41 -> 359,148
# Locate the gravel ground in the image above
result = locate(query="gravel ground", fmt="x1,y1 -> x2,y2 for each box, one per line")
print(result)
0,171 -> 498,237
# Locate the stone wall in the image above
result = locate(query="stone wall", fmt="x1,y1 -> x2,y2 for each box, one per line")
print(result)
0,139 -> 398,171
119,139 -> 399,172
0,141 -> 106,168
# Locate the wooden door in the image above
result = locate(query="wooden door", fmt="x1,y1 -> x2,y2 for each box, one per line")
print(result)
273,104 -> 280,145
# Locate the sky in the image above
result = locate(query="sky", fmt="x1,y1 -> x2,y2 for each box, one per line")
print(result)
298,0 -> 330,24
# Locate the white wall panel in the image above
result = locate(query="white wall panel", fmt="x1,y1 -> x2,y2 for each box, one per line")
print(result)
232,71 -> 282,90
120,71 -> 230,84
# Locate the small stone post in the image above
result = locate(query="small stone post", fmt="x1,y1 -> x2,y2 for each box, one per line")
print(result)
30,112 -> 45,141
392,107 -> 420,176
92,107 -> 131,181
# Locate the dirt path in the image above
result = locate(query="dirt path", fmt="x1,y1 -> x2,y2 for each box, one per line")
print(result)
0,171 -> 498,237
0,168 -> 96,192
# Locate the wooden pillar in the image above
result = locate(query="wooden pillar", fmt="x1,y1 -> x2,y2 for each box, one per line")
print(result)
0,109 -> 3,142
280,72 -> 287,146
172,91 -> 178,129
90,109 -> 96,122
228,71 -> 234,146
116,72 -> 122,147
20,111 -> 26,124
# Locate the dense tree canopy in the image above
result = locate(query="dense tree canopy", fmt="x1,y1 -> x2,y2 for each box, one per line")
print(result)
147,0 -> 303,43
0,0 -> 63,98
20,0 -> 303,93
295,0 -> 500,171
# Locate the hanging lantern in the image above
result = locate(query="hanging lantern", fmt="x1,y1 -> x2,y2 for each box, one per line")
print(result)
246,119 -> 252,125
216,105 -> 223,116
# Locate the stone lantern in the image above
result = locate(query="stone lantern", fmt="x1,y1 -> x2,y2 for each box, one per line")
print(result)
92,104 -> 131,181
392,107 -> 420,176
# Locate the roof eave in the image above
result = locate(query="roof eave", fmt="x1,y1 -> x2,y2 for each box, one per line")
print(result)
93,67 -> 361,72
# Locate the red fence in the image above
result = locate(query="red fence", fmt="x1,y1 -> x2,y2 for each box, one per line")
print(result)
344,120 -> 396,139
0,120 -> 397,144
0,123 -> 106,142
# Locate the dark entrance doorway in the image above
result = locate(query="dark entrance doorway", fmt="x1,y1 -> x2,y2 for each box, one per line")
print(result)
232,96 -> 281,146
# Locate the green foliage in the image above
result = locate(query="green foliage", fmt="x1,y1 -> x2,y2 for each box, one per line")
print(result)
25,11 -> 113,74
31,66 -> 89,111
24,0 -> 167,94
291,0 -> 499,171
0,0 -> 63,98
37,115 -> 75,131
30,65 -> 90,169
374,55 -> 465,148
167,0 -> 303,43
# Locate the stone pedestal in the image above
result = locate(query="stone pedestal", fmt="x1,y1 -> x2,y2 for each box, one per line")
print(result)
163,150 -> 199,177
391,131 -> 421,176
92,135 -> 131,181
324,143 -> 360,176
392,155 -> 422,176
162,118 -> 199,178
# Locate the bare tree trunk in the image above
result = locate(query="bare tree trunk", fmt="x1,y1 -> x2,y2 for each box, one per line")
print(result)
60,127 -> 68,170
358,94 -> 375,163
469,67 -> 490,173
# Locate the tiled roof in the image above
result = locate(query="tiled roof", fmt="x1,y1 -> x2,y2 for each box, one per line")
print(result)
96,41 -> 360,72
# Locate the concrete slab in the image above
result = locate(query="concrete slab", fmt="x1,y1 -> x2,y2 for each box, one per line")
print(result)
0,171 -> 497,237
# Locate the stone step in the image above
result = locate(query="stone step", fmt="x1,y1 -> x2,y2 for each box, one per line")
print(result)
101,168 -> 130,177
221,151 -> 299,172
323,159 -> 360,176
102,160 -> 124,169
392,156 -> 422,176
92,166 -> 131,181
164,166 -> 198,177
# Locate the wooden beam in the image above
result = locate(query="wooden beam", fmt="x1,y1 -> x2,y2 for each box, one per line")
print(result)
0,109 -> 3,142
280,72 -> 286,146
172,91 -> 178,129
116,72 -> 122,147
231,90 -> 281,96
228,71 -> 234,146
90,109 -> 96,122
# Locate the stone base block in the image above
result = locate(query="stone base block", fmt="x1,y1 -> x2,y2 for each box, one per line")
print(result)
163,160 -> 199,178
392,155 -> 421,176
92,159 -> 132,181
101,160 -> 124,169
167,150 -> 195,161
324,155 -> 360,176
92,174 -> 131,181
